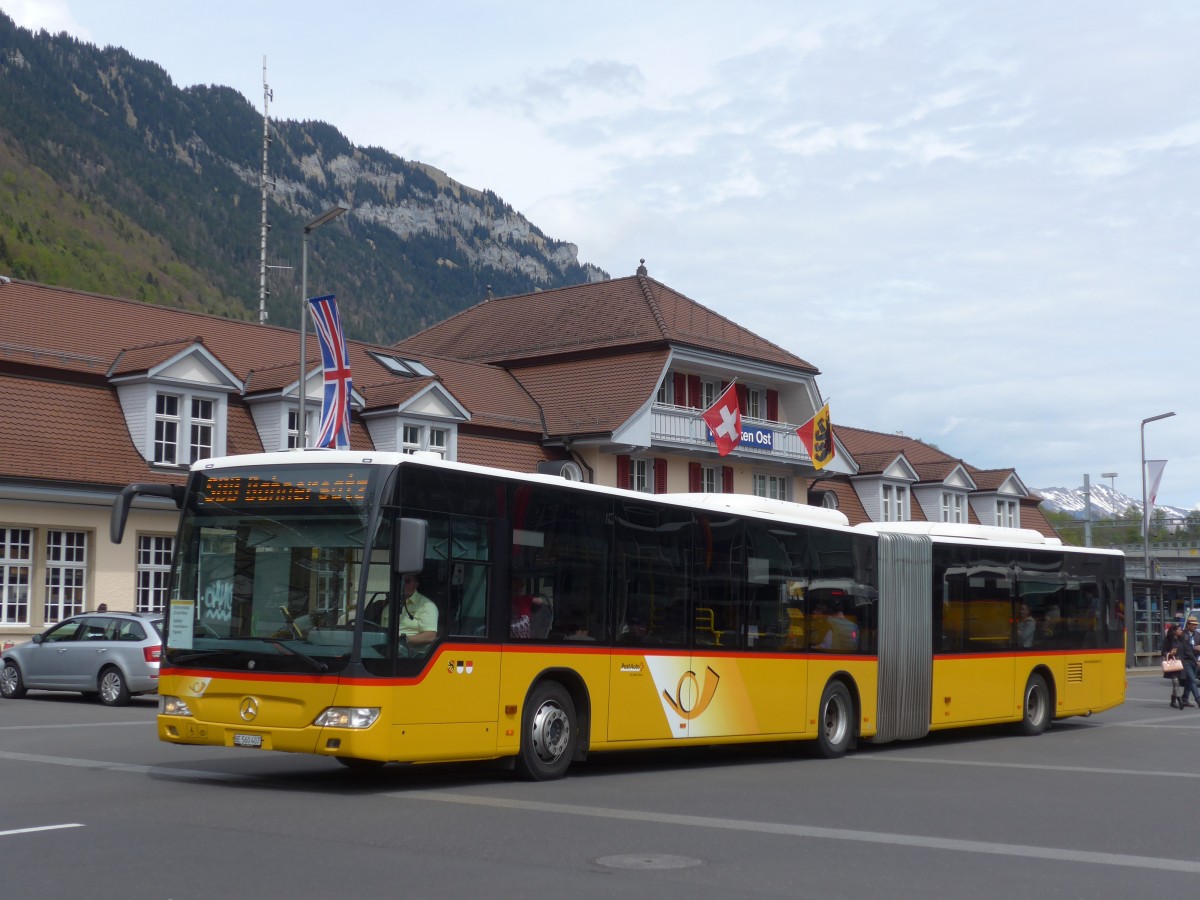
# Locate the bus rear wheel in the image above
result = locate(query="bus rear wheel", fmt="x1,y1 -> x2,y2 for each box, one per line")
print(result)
1020,673 -> 1051,735
814,681 -> 854,758
514,681 -> 577,781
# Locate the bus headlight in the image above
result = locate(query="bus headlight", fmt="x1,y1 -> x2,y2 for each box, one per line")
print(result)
314,707 -> 380,729
161,695 -> 193,717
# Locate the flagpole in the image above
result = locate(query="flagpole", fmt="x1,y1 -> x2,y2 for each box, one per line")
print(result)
1140,411 -> 1175,578
297,204 -> 350,449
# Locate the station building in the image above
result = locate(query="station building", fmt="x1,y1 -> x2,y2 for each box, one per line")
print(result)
0,264 -> 1053,645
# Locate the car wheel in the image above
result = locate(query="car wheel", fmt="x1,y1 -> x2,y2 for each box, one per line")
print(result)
814,680 -> 854,758
1020,673 -> 1051,736
1,660 -> 27,699
514,681 -> 577,781
98,666 -> 131,707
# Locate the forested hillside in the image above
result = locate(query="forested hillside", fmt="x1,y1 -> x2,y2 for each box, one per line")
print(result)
0,14 -> 605,343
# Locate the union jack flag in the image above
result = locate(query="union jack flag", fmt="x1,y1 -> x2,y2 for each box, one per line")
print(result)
307,294 -> 353,449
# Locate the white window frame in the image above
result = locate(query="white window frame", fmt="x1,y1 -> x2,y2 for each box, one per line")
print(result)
996,499 -> 1018,528
631,458 -> 651,493
753,473 -> 789,501
154,393 -> 180,464
746,388 -> 763,420
701,465 -> 720,494
44,530 -> 87,624
701,380 -> 718,409
941,491 -> 965,523
286,408 -> 317,449
190,397 -> 214,461
153,389 -> 224,466
400,420 -> 456,459
882,483 -> 909,522
0,527 -> 32,626
136,535 -> 174,614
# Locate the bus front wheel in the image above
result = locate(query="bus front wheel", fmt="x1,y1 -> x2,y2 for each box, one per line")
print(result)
514,681 -> 577,781
1020,673 -> 1051,735
814,681 -> 854,758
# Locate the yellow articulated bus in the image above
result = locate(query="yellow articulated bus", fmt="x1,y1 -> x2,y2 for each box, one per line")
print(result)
111,451 -> 1126,780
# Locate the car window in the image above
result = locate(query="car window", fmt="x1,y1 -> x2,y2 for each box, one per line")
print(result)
80,617 -> 113,641
42,620 -> 84,643
116,620 -> 147,642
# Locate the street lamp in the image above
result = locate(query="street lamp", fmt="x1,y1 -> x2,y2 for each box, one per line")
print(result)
297,203 -> 350,448
1141,412 -> 1176,578
1101,471 -> 1118,522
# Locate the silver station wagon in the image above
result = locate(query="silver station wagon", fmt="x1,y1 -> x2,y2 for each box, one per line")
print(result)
1,611 -> 162,706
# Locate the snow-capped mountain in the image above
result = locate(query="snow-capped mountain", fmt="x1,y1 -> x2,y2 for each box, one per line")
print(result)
1036,484 -> 1191,522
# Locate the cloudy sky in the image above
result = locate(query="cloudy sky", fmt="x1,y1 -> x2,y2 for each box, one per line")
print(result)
8,1 -> 1198,510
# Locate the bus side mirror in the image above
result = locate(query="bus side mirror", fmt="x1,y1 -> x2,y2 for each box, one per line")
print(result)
110,483 -> 185,544
394,517 -> 428,574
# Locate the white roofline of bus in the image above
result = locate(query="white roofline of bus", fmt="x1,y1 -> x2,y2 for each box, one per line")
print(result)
855,520 -> 1122,556
191,450 -> 859,531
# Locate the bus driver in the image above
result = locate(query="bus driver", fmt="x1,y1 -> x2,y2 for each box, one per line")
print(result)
384,573 -> 438,649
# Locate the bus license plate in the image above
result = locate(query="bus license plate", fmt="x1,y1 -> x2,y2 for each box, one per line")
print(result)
233,733 -> 262,748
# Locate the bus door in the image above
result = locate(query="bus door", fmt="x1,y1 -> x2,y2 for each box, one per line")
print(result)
934,564 -> 1015,725
608,502 -> 692,743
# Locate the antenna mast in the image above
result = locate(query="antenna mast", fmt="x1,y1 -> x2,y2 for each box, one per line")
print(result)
258,56 -> 273,324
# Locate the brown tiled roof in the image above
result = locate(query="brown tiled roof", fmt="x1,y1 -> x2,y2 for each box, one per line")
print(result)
457,434 -> 568,471
967,467 -> 1022,494
912,460 -> 969,484
394,275 -> 818,372
0,374 -> 186,488
807,479 -> 870,526
509,349 -> 670,434
392,355 -> 546,433
835,425 -> 955,466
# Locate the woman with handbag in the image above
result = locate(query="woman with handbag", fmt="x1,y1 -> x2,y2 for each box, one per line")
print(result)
1163,623 -> 1188,708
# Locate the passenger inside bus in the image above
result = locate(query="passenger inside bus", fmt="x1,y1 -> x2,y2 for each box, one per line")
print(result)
510,575 -> 552,639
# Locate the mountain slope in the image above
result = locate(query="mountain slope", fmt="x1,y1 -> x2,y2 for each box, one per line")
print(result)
0,14 -> 606,343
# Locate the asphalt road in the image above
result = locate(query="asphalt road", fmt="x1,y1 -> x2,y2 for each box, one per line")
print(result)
0,672 -> 1188,900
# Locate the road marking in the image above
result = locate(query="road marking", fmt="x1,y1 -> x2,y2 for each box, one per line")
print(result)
0,721 -> 150,731
394,791 -> 1200,874
850,754 -> 1195,778
0,749 -> 257,782
0,823 -> 84,837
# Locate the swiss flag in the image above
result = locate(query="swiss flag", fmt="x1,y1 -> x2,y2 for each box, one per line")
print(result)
702,384 -> 742,457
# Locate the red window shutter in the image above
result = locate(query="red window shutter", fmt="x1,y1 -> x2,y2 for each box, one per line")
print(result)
653,458 -> 668,494
687,375 -> 702,409
766,389 -> 778,422
722,466 -> 734,493
689,461 -> 702,492
736,384 -> 749,414
617,454 -> 630,490
672,372 -> 686,406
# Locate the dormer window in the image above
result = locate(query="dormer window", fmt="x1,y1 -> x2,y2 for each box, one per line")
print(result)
941,491 -> 966,523
109,341 -> 239,467
153,392 -> 222,465
882,483 -> 909,521
996,499 -> 1018,528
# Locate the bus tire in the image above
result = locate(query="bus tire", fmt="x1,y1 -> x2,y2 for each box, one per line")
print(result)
814,680 -> 854,758
1020,673 -> 1051,736
514,681 -> 576,781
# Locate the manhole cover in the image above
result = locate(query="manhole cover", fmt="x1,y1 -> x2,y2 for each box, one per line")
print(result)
594,854 -> 703,870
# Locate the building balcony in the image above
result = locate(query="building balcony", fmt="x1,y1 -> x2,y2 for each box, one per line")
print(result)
650,402 -> 809,464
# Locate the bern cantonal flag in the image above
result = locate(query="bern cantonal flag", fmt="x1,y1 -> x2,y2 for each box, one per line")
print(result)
308,294 -> 353,449
702,383 -> 742,457
798,402 -> 835,470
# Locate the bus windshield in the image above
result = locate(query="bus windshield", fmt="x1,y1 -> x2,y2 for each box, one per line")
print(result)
163,463 -> 390,673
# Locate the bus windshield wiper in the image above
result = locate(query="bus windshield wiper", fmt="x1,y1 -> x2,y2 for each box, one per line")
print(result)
251,638 -> 329,673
